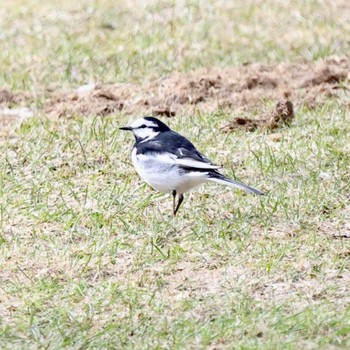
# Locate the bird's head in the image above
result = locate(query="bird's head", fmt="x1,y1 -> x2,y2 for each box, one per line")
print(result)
120,116 -> 170,142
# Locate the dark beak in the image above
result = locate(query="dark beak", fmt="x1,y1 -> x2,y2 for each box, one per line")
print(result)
119,126 -> 132,131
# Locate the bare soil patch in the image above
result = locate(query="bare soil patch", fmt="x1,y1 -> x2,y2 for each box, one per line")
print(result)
0,88 -> 30,105
44,56 -> 349,124
1,56 -> 349,131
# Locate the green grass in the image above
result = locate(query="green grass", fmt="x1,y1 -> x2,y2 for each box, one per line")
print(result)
1,0 -> 350,349
1,104 -> 350,349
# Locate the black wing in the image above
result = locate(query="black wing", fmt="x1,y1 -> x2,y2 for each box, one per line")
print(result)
136,131 -> 220,170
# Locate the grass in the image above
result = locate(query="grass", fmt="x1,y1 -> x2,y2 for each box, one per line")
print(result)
1,104 -> 350,349
1,0 -> 349,91
1,0 -> 350,349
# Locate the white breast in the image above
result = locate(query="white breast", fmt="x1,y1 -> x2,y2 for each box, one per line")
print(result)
131,148 -> 208,194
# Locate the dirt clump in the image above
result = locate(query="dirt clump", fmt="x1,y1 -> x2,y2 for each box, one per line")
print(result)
0,88 -> 30,105
268,99 -> 294,129
46,84 -> 125,118
300,64 -> 348,87
221,98 -> 295,132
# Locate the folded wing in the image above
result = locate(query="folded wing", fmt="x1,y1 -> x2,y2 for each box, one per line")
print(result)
175,157 -> 220,169
174,146 -> 219,170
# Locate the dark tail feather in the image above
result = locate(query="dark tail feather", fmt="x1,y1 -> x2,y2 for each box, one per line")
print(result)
207,172 -> 264,195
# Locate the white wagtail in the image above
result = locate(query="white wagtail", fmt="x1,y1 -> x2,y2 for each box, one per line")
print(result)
120,117 -> 264,216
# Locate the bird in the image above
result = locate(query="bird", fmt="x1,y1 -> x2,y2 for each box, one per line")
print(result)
120,116 -> 264,216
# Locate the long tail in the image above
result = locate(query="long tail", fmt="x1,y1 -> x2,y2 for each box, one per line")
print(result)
207,172 -> 264,195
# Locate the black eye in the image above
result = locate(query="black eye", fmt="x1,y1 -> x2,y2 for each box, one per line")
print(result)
139,124 -> 147,128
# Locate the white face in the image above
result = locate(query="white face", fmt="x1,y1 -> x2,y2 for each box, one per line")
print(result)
128,118 -> 159,141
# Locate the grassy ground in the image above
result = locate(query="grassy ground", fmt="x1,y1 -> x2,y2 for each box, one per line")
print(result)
1,1 -> 350,349
1,0 -> 349,90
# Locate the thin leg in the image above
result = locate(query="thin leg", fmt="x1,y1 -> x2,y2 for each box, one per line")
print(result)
174,194 -> 184,216
172,190 -> 176,215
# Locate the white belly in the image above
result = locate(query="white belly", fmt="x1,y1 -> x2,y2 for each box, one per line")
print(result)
131,148 -> 207,194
